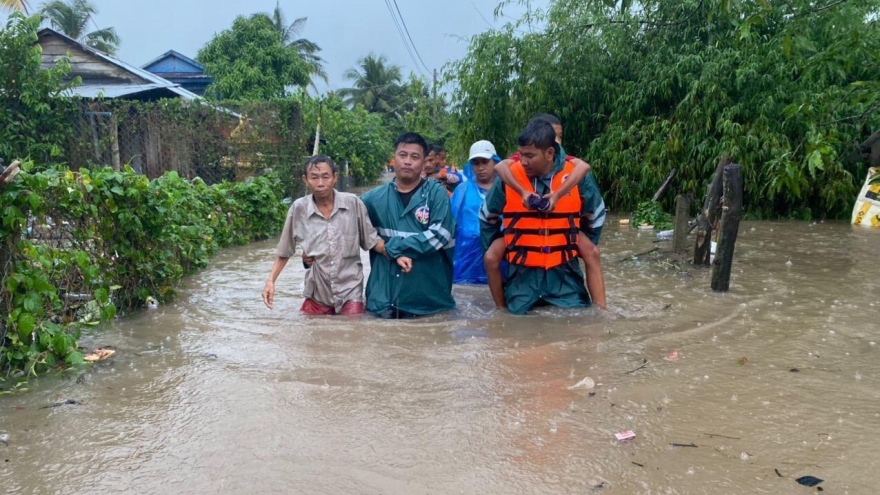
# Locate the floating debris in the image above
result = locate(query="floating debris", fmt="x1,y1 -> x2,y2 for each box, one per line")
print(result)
0,433 -> 8,446
615,430 -> 636,441
795,476 -> 824,487
567,377 -> 595,390
146,296 -> 159,309
84,348 -> 116,362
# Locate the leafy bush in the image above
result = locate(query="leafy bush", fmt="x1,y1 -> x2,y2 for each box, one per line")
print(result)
1,164 -> 286,375
0,13 -> 80,164
301,95 -> 393,185
630,201 -> 672,230
448,0 -> 880,219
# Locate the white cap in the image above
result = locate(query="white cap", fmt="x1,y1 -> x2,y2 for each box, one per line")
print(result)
468,140 -> 497,161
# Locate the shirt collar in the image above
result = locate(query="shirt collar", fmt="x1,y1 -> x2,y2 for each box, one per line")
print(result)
306,189 -> 346,218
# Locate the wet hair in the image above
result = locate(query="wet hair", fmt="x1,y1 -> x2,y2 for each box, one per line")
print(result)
303,154 -> 337,175
394,132 -> 429,156
517,120 -> 558,151
530,113 -> 562,127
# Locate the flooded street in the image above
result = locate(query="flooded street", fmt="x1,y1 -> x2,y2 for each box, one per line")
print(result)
1,219 -> 879,494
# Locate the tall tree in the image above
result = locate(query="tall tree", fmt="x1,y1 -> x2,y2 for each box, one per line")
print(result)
198,15 -> 310,100
337,54 -> 403,116
1,0 -> 31,14
251,1 -> 327,88
38,0 -> 119,54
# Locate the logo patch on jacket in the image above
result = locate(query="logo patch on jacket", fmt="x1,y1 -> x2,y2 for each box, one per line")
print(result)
415,205 -> 430,224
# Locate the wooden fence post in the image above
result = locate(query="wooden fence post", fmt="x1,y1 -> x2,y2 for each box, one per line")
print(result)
110,113 -> 122,171
673,194 -> 690,251
711,164 -> 743,292
694,156 -> 732,265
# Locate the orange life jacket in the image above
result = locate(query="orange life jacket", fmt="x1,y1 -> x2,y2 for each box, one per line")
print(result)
502,161 -> 581,269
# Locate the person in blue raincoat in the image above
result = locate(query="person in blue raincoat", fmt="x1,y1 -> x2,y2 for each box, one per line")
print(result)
451,140 -> 501,284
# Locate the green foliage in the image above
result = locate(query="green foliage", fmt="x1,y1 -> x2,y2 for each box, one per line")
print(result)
39,0 -> 119,54
449,0 -> 880,219
0,164 -> 287,375
631,201 -> 672,230
337,54 -> 404,116
198,15 -> 310,100
302,95 -> 393,185
0,13 -> 79,164
397,73 -> 454,147
250,1 -> 327,89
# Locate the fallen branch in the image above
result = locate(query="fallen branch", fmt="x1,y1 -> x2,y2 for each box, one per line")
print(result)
625,358 -> 649,374
670,442 -> 699,448
618,247 -> 659,263
0,160 -> 21,189
701,432 -> 741,440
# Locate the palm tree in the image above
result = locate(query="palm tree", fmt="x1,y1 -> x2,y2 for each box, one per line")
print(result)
39,0 -> 119,54
1,0 -> 31,13
337,54 -> 404,116
251,1 -> 328,88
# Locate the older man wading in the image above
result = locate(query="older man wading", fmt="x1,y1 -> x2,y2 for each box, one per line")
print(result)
361,132 -> 456,319
262,155 -> 389,315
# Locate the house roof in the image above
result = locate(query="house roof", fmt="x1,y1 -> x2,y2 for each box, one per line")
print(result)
142,50 -> 206,75
37,28 -> 201,101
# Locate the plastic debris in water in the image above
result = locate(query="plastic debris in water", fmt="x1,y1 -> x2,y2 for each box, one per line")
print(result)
568,377 -> 595,390
0,433 -> 8,446
795,476 -> 824,487
786,260 -> 793,267
84,348 -> 116,362
146,296 -> 159,309
656,229 -> 673,241
667,350 -> 680,360
615,430 -> 636,441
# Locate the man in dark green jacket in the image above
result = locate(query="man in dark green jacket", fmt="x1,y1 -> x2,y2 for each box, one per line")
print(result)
362,132 -> 456,318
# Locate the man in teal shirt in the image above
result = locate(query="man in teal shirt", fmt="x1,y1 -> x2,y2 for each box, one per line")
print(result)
362,132 -> 456,318
479,121 -> 606,315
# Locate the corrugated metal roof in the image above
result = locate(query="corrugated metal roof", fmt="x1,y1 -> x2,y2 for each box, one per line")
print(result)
38,28 -> 202,101
142,50 -> 206,74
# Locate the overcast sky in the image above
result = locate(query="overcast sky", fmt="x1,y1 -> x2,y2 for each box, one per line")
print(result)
10,0 -> 546,93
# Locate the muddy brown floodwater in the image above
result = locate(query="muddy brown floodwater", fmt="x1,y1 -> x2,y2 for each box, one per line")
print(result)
1,219 -> 878,495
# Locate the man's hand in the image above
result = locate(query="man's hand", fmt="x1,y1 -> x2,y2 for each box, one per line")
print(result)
396,256 -> 413,274
544,192 -> 560,211
262,281 -> 275,309
446,173 -> 460,185
302,254 -> 315,267
521,191 -> 539,210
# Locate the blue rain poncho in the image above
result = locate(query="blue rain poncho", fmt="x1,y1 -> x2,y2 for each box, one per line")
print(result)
450,155 -> 500,284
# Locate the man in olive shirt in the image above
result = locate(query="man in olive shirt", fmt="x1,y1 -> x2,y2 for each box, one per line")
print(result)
262,155 -> 387,315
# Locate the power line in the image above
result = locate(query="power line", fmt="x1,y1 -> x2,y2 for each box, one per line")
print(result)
381,0 -> 427,75
383,0 -> 422,74
391,0 -> 431,74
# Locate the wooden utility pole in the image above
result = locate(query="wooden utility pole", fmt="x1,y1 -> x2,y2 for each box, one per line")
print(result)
694,156 -> 732,266
711,164 -> 743,292
673,194 -> 690,251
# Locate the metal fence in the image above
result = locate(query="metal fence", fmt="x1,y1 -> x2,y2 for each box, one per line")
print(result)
65,99 -> 306,190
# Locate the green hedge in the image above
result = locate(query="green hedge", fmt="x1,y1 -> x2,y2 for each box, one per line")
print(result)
0,164 -> 286,376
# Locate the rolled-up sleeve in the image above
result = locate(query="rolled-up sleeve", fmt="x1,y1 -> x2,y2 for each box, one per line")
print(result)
275,204 -> 299,258
356,197 -> 381,250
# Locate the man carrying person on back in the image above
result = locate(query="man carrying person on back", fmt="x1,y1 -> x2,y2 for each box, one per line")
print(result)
480,120 -> 606,315
361,132 -> 456,318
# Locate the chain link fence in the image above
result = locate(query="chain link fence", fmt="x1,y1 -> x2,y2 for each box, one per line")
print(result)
64,99 -> 307,195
